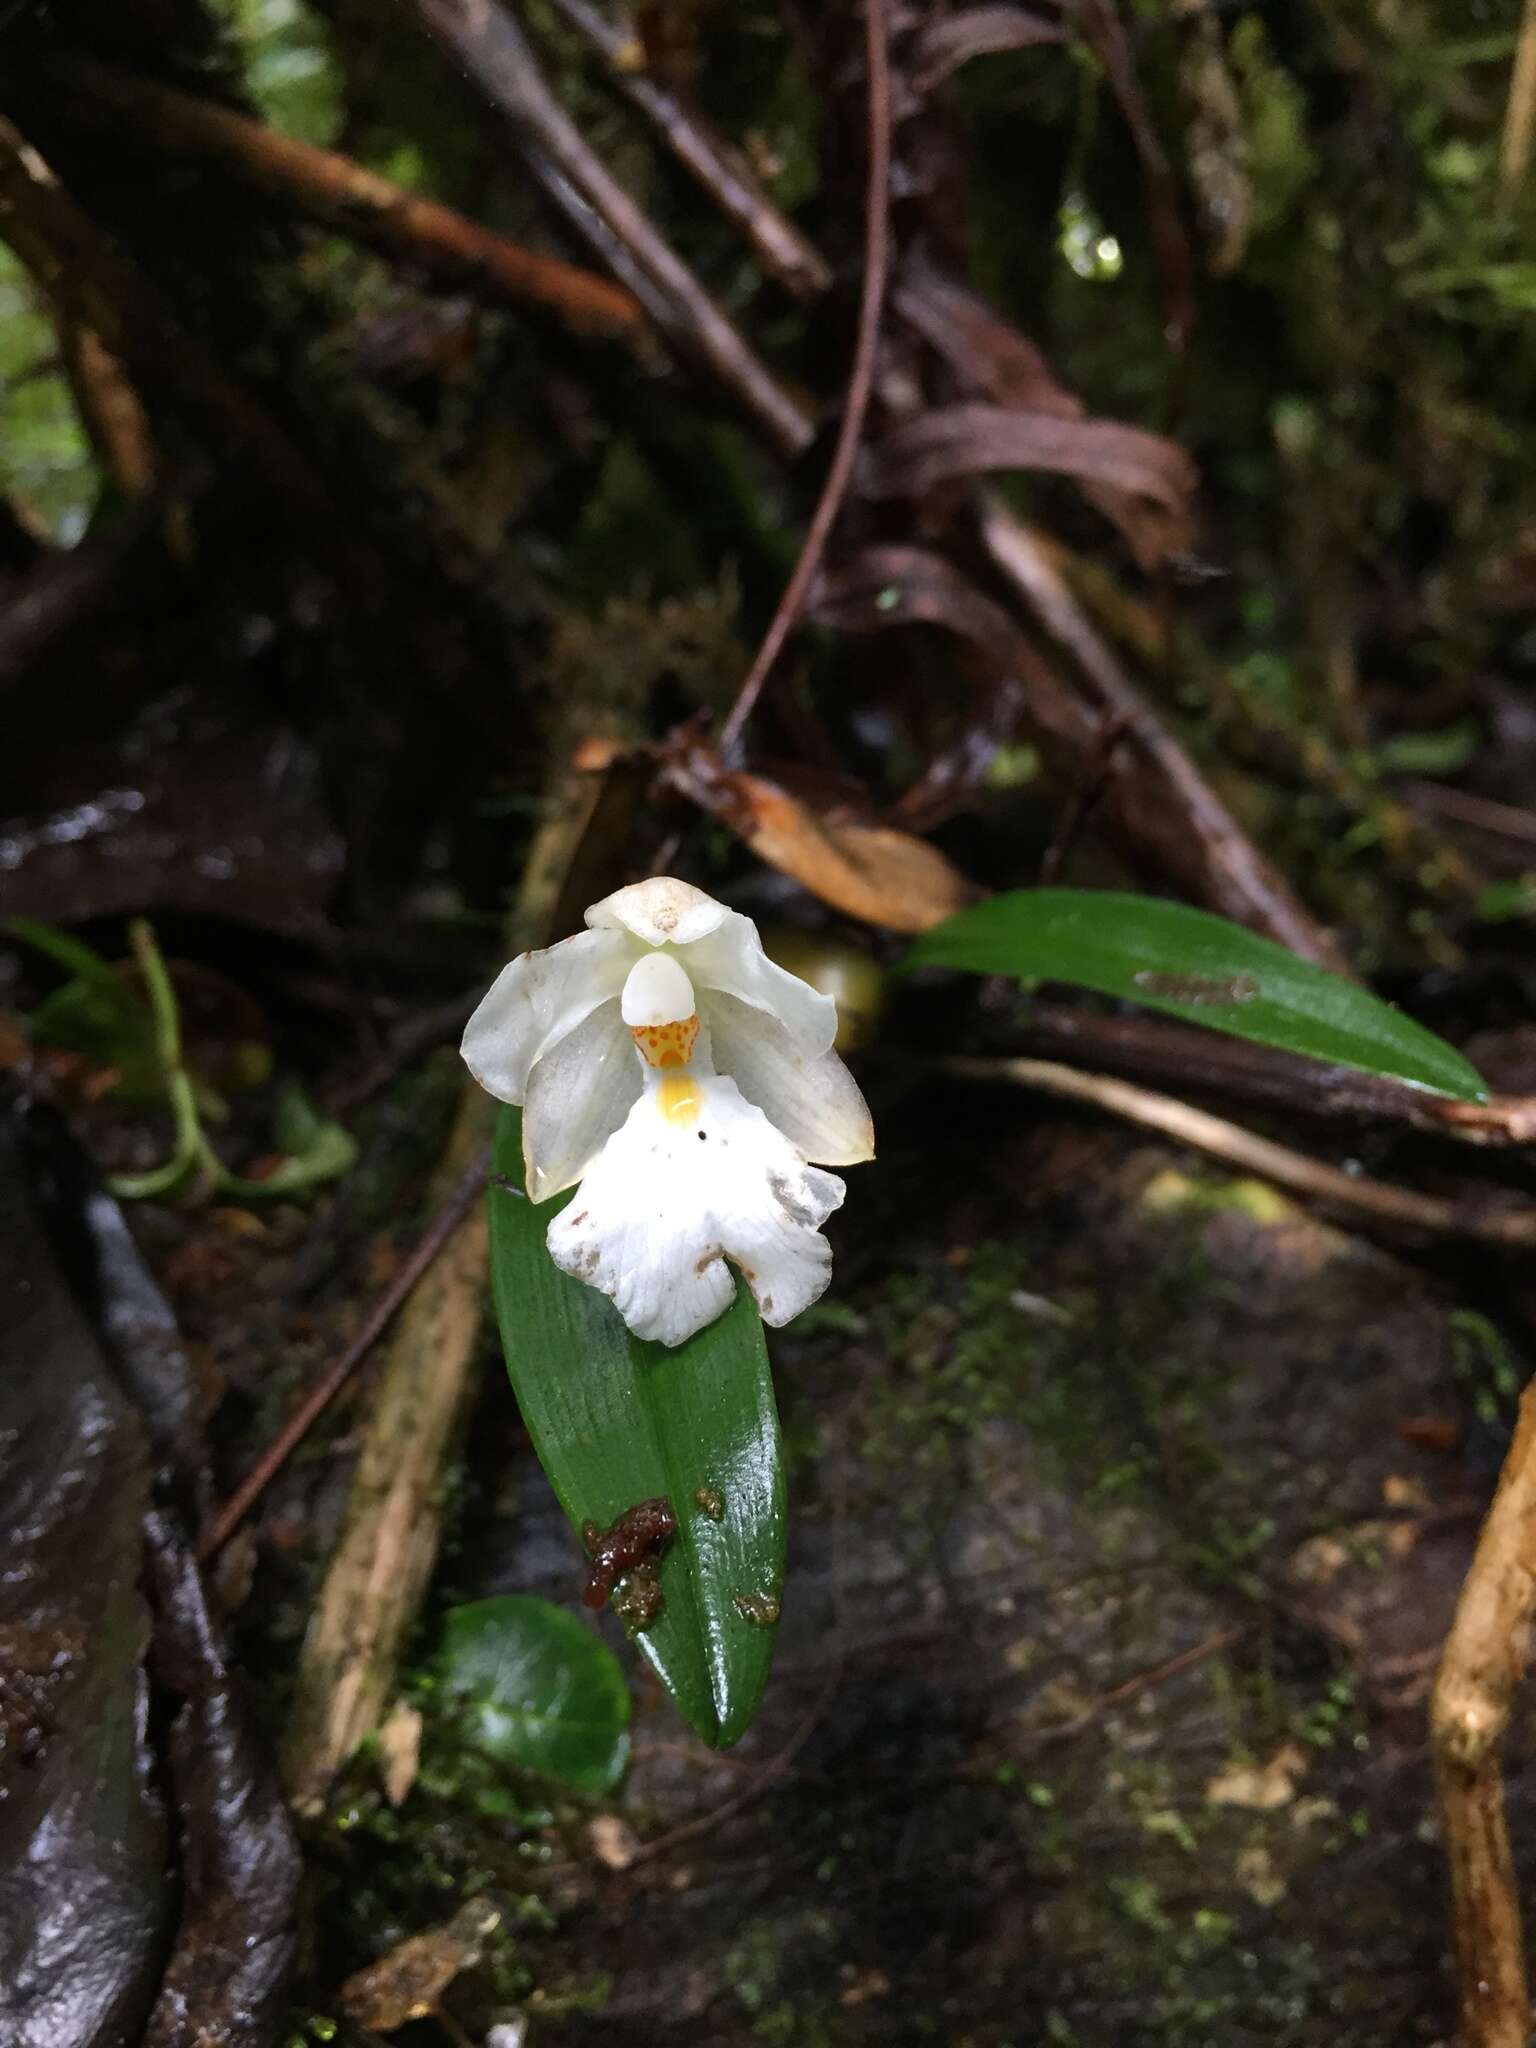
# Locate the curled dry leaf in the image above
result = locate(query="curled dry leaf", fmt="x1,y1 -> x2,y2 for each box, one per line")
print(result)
668,748 -> 982,933
910,4 -> 1066,89
861,402 -> 1198,569
893,253 -> 1185,569
895,253 -> 1084,418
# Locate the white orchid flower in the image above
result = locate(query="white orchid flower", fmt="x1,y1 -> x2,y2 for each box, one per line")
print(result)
461,877 -> 875,1347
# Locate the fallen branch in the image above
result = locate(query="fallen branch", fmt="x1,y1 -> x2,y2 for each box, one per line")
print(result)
1009,1001 -> 1536,1149
944,1054 -> 1536,1248
280,746 -> 629,1815
718,0 -> 892,757
412,0 -> 813,455
279,1100 -> 494,1814
1431,1378 -> 1536,2048
542,0 -> 832,301
979,499 -> 1353,973
55,313 -> 156,496
0,478 -> 182,687
49,56 -> 645,339
0,120 -> 376,595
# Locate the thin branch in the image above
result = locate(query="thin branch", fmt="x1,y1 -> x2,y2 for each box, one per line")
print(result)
944,1054 -> 1536,1249
196,1148 -> 491,1560
542,0 -> 832,301
1021,1625 -> 1247,1751
1009,1001 -> 1536,1148
1501,0 -> 1536,200
48,56 -> 645,339
0,119 -> 377,596
1402,778 -> 1536,854
716,0 -> 892,758
56,314 -> 156,496
979,498 -> 1355,973
411,0 -> 813,455
0,478 -> 184,687
1431,1378 -> 1536,2048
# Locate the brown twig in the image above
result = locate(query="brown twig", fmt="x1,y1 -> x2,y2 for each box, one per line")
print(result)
1038,709 -> 1132,884
1023,1624 -> 1247,1751
48,56 -> 645,339
411,0 -> 812,455
0,477 -> 187,686
979,499 -> 1354,973
55,314 -> 157,497
542,0 -> 832,301
1401,778 -> 1536,855
1501,0 -> 1536,200
196,1148 -> 492,1561
716,0 -> 892,759
0,119 -> 377,595
1009,1001 -> 1536,1149
944,1054 -> 1536,1249
1431,1378 -> 1536,2048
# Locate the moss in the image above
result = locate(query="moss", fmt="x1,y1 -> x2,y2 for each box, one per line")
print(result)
1449,1307 -> 1524,1423
831,1209 -> 1260,1594
292,1684 -> 611,2032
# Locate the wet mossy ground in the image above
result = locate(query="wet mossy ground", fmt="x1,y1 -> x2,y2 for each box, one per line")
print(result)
278,1068 -> 1535,2048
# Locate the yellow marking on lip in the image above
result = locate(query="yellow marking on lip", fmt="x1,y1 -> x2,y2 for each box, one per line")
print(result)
657,1073 -> 703,1125
630,1013 -> 700,1069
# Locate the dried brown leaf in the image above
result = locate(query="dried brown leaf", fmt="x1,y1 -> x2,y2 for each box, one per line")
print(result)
861,403 -> 1198,568
911,5 -> 1066,89
669,748 -> 982,932
893,254 -> 1177,565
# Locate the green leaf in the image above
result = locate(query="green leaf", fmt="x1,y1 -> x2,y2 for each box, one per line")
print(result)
241,1084 -> 358,1196
437,1595 -> 631,1796
5,917 -> 162,1093
488,1107 -> 785,1750
904,889 -> 1488,1103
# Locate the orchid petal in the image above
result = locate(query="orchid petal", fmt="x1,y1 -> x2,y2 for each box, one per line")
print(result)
698,991 -> 874,1167
684,915 -> 837,1058
460,927 -> 631,1104
522,999 -> 642,1202
547,1074 -> 845,1347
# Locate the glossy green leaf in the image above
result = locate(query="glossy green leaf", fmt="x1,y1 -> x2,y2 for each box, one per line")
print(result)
488,1107 -> 785,1749
904,889 -> 1487,1102
437,1595 -> 631,1795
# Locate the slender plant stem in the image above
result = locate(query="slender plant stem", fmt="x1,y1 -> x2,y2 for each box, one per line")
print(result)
108,918 -> 209,1201
717,0 -> 893,759
196,1148 -> 492,1560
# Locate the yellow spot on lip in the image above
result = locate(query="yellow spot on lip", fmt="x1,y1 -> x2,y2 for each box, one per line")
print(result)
657,1073 -> 702,1126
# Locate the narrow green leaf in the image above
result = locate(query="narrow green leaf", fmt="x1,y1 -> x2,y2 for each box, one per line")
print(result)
437,1595 -> 631,1796
488,1107 -> 785,1749
904,889 -> 1488,1103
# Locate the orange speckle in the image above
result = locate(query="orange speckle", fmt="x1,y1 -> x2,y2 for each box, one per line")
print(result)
630,1013 -> 700,1069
